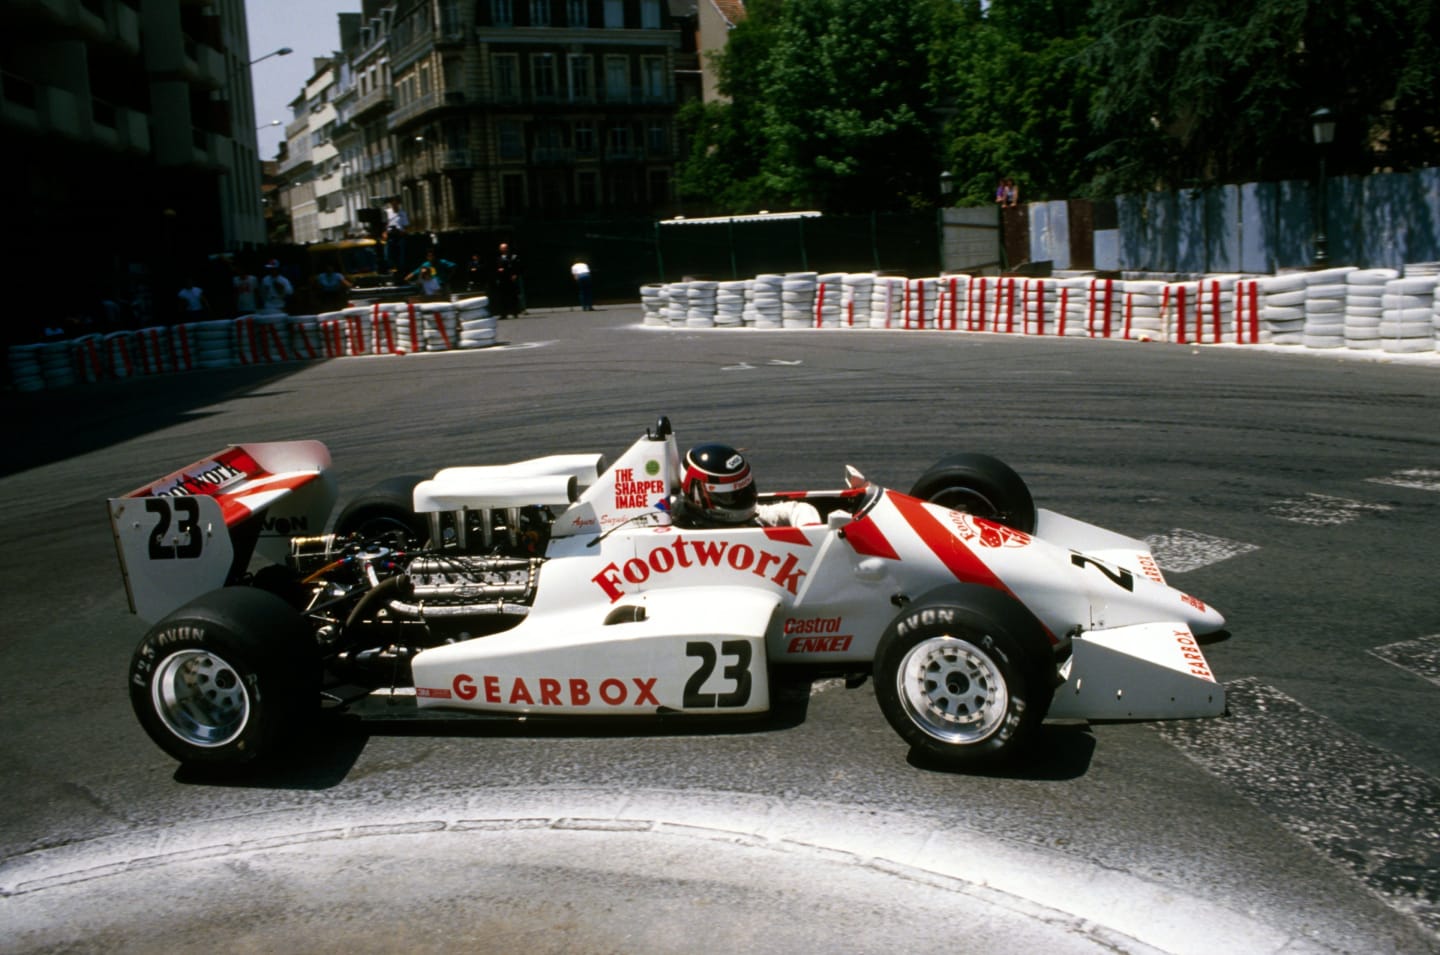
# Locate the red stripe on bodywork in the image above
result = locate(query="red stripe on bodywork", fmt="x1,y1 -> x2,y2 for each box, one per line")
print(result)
888,492 -> 1011,594
841,514 -> 901,560
762,525 -> 811,545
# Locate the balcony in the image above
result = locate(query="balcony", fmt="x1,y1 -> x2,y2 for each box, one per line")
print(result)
353,84 -> 393,120
533,146 -> 575,164
441,149 -> 473,169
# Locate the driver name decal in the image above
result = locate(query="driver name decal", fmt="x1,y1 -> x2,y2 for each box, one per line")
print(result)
592,535 -> 807,601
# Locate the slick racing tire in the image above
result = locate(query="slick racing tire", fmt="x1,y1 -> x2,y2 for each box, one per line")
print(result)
129,587 -> 318,772
333,475 -> 428,547
909,453 -> 1037,533
874,584 -> 1054,766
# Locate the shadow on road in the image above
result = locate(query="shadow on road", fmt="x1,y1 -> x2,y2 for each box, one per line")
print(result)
0,362 -> 320,478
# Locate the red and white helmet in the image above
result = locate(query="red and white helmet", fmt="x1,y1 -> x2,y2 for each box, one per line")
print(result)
681,444 -> 757,524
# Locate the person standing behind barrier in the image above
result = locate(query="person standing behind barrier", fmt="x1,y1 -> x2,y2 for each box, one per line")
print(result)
177,278 -> 209,321
462,253 -> 486,293
232,260 -> 259,316
312,259 -> 353,311
260,259 -> 293,313
385,198 -> 409,277
995,177 -> 1019,207
406,249 -> 456,301
493,242 -> 522,319
571,258 -> 594,311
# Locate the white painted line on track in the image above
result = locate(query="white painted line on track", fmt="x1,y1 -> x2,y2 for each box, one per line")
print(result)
1366,469 -> 1440,493
1143,529 -> 1259,573
1160,678 -> 1440,936
1369,634 -> 1440,688
1267,493 -> 1393,526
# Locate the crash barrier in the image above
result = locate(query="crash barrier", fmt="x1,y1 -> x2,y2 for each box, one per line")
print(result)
5,296 -> 496,392
640,265 -> 1440,356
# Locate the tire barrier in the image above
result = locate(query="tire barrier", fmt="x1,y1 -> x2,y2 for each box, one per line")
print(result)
8,295 -> 496,392
640,268 -> 1440,358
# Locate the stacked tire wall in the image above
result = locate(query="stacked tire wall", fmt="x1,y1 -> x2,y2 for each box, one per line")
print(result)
641,266 -> 1440,356
6,296 -> 495,393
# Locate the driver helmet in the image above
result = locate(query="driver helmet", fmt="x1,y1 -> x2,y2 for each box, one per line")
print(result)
681,444 -> 757,524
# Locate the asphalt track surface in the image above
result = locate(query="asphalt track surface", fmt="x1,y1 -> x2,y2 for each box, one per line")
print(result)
1,306 -> 1437,953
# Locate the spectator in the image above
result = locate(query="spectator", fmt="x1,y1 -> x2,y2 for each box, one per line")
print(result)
406,249 -> 456,301
260,259 -> 293,313
177,278 -> 209,320
384,198 -> 409,275
995,177 -> 1019,208
312,260 -> 353,311
461,253 -> 487,293
570,258 -> 594,311
232,260 -> 259,316
492,242 -> 522,319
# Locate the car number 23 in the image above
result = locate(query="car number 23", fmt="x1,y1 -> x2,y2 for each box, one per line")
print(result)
684,640 -> 753,708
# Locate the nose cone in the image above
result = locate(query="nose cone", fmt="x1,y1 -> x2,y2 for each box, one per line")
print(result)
1180,591 -> 1226,635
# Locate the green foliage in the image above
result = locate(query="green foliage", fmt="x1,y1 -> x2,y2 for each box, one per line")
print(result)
674,0 -> 1440,212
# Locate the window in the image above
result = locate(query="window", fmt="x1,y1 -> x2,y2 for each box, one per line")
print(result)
531,53 -> 557,99
604,56 -> 628,102
606,124 -> 631,155
641,56 -> 664,100
493,54 -> 520,102
577,171 -> 598,209
498,121 -> 524,159
529,0 -> 549,26
491,0 -> 513,26
501,172 -> 526,215
641,0 -> 661,28
648,169 -> 670,204
603,0 -> 623,28
646,121 -> 667,154
567,55 -> 592,102
567,0 -> 587,27
573,120 -> 596,156
419,62 -> 432,97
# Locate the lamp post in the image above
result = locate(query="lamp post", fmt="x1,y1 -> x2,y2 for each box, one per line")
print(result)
256,119 -> 281,131
935,170 -> 956,273
1310,107 -> 1336,266
249,46 -> 292,66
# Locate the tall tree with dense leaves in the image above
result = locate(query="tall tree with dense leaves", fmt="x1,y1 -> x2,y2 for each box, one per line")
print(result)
756,0 -> 945,212
931,0 -> 1101,204
1086,0 -> 1440,193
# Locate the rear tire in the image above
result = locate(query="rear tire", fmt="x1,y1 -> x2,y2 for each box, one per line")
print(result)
129,587 -> 317,772
908,453 -> 1036,533
874,585 -> 1053,765
333,475 -> 428,547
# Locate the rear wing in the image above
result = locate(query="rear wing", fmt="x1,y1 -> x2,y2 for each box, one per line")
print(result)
107,441 -> 336,622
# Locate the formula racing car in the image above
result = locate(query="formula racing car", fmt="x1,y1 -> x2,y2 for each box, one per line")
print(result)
109,417 -> 1227,772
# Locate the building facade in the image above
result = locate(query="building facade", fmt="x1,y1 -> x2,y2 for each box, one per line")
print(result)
3,0 -> 266,334
279,0 -> 697,247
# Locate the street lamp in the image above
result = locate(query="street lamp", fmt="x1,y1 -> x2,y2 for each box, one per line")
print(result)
249,46 -> 292,66
256,119 -> 281,131
1311,107 -> 1336,266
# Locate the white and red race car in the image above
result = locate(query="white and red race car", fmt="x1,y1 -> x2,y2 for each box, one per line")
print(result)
109,417 -> 1227,772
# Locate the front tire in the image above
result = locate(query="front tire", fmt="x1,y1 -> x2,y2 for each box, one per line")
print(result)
129,587 -> 316,771
332,475 -> 428,547
874,585 -> 1053,765
908,454 -> 1036,533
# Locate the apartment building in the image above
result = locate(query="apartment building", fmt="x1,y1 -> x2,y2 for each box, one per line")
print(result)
4,0 -> 266,329
281,0 -> 697,244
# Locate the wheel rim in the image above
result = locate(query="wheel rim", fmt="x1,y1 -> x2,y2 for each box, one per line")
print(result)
929,486 -> 1001,520
895,635 -> 1008,744
151,649 -> 250,747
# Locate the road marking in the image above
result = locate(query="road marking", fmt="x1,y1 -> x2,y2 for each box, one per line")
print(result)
1367,469 -> 1440,492
1370,634 -> 1440,687
1268,493 -> 1393,526
723,362 -> 755,371
1143,529 -> 1259,572
1160,678 -> 1440,935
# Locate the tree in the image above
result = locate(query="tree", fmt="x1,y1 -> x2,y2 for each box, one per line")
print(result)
932,0 -> 1100,204
1086,0 -> 1440,193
